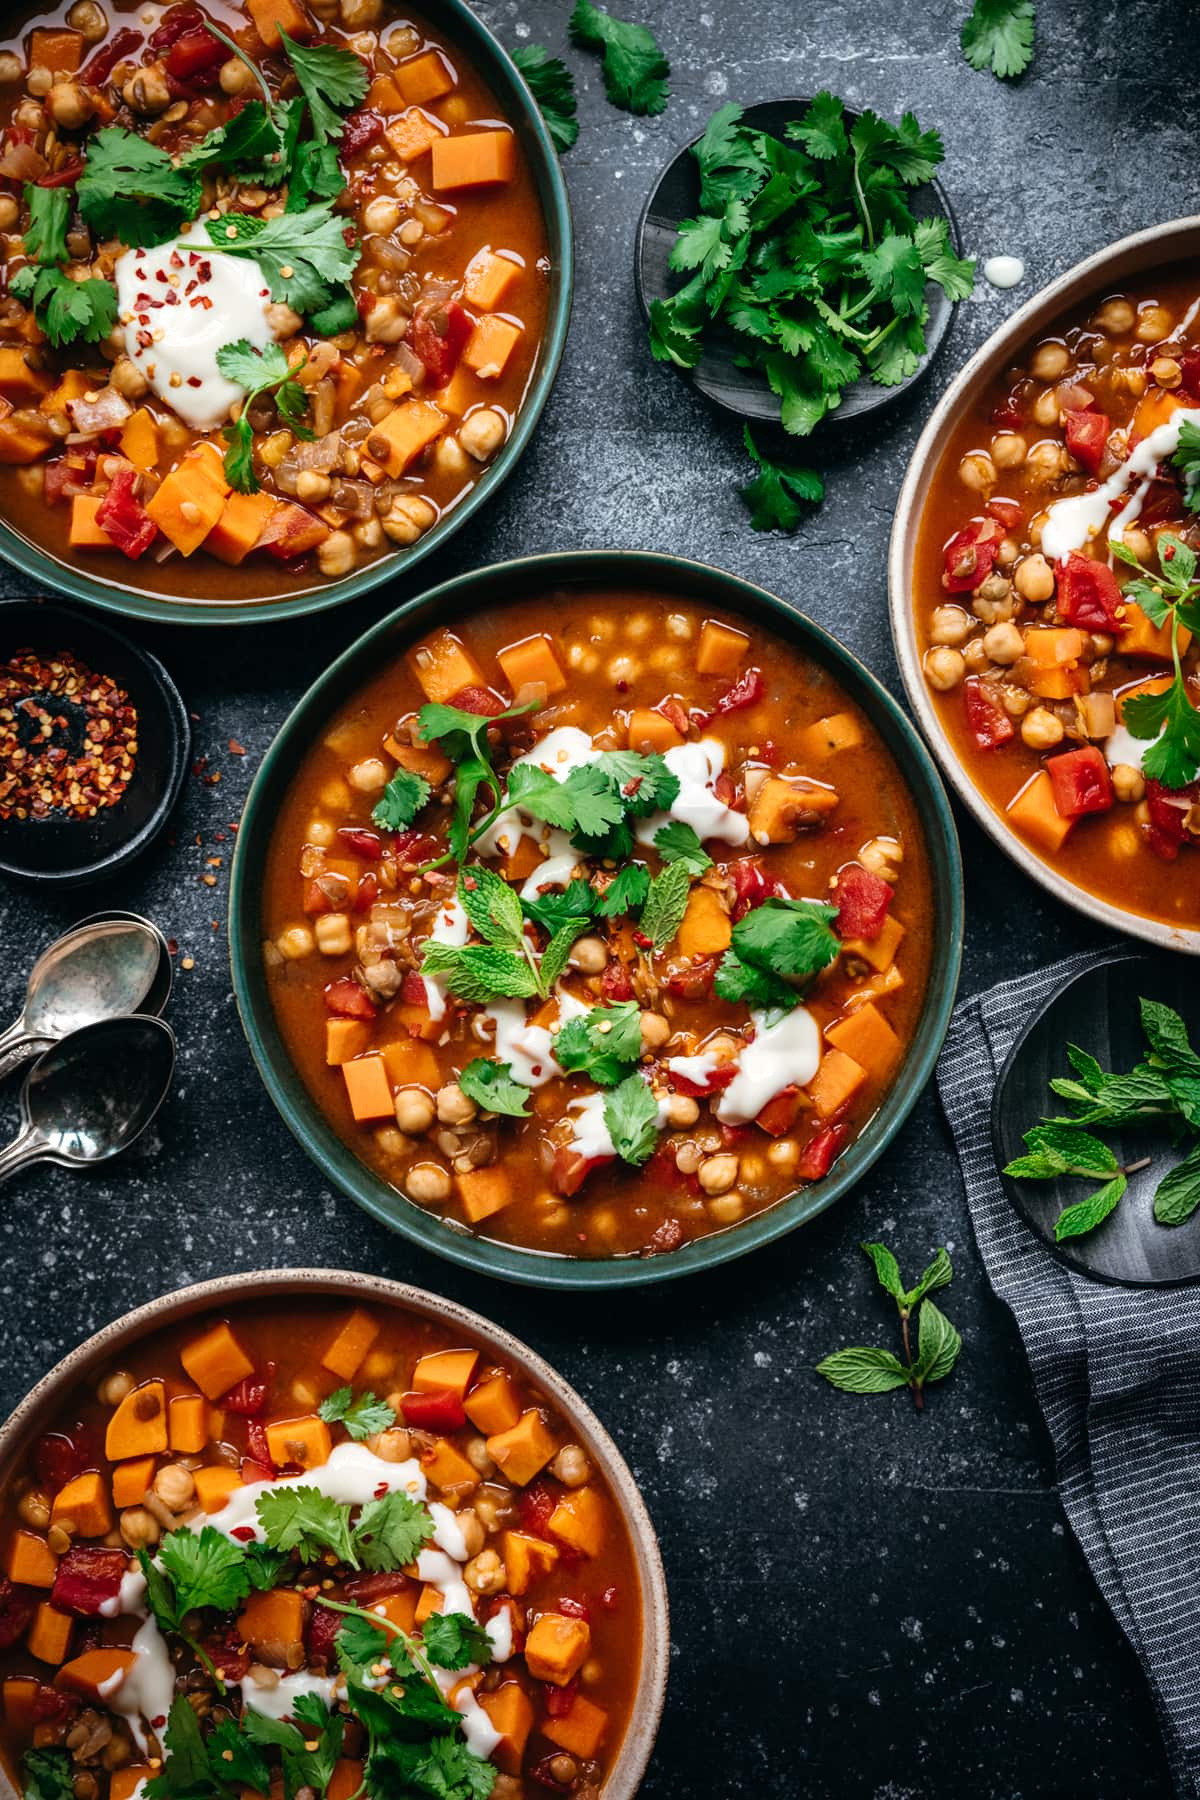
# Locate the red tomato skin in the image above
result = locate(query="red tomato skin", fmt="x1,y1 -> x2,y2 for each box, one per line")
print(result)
796,1123 -> 849,1181
1047,747 -> 1114,818
1064,409 -> 1111,474
963,677 -> 1016,751
941,519 -> 1002,593
400,1388 -> 467,1431
1056,552 -> 1124,629
831,862 -> 894,940
323,977 -> 377,1020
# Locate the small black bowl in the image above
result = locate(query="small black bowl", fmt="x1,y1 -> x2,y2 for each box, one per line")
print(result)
635,97 -> 963,427
0,600 -> 189,887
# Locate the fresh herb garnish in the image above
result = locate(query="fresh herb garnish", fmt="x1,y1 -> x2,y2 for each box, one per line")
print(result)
522,876 -> 598,934
372,767 -> 433,831
556,1001 -> 644,1086
458,1057 -> 533,1117
714,898 -> 840,1011
1111,535 -> 1200,789
179,100 -> 285,175
423,871 -> 588,1005
512,43 -> 579,151
211,204 -> 359,316
278,29 -> 368,144
354,1490 -> 436,1571
417,697 -> 541,864
594,862 -> 651,917
817,1242 -> 960,1407
77,127 -> 201,246
639,860 -> 693,952
740,424 -> 824,532
419,1611 -> 495,1671
242,1695 -> 344,1800
216,339 -> 313,494
318,1386 -> 396,1440
652,821 -> 712,874
255,1481 -> 434,1571
603,1072 -> 661,1165
1172,417 -> 1200,513
23,187 -> 69,266
960,0 -> 1035,78
138,1529 -> 251,1684
21,1751 -> 73,1800
568,0 -> 669,116
10,182 -> 118,350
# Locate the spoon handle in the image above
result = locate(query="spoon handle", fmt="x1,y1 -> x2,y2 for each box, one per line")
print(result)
0,1017 -> 40,1082
0,1123 -> 44,1186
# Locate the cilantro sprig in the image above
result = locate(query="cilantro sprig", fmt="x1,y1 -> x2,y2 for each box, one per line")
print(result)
603,1072 -> 661,1165
216,340 -> 313,494
556,1001 -> 644,1086
318,1386 -> 397,1440
1111,535 -> 1200,790
568,0 -> 669,116
960,0 -> 1035,78
740,425 -> 824,532
77,127 -> 201,247
10,182 -> 118,351
714,898 -> 840,1011
458,1057 -> 532,1117
817,1242 -> 960,1407
138,1529 -> 254,1686
422,869 -> 586,1004
256,1481 -> 434,1571
512,43 -> 579,151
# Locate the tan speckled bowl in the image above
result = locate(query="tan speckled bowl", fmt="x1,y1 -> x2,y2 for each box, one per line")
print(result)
0,1269 -> 669,1800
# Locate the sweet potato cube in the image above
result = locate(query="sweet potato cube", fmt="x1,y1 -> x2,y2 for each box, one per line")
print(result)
42,369 -> 92,416
1022,627 -> 1084,667
497,634 -> 565,697
328,1762 -> 365,1800
542,1692 -> 608,1760
479,1684 -> 534,1775
0,348 -> 51,405
456,1165 -> 514,1223
431,130 -> 515,190
1120,601 -> 1190,660
825,1001 -> 900,1072
5,1531 -> 57,1589
806,1048 -> 868,1121
1006,768 -> 1075,854
385,108 -> 446,163
206,491 -> 276,566
111,1456 -> 156,1509
51,1473 -> 111,1540
27,1604 -> 72,1665
696,618 -> 749,676
464,1372 -> 522,1436
1131,387 -> 1187,444
366,74 -> 402,111
409,627 -> 484,702
463,250 -> 520,312
105,1381 -> 168,1460
501,1530 -> 558,1595
380,1039 -> 442,1088
1029,664 -> 1088,701
487,1409 -> 557,1486
841,912 -> 906,975
547,1485 -> 606,1558
326,1018 -> 374,1066
321,1308 -> 380,1381
146,463 -> 227,556
395,49 -> 456,105
168,1395 -> 209,1455
420,1437 -> 479,1496
749,775 -> 838,844
3,1676 -> 38,1732
627,706 -> 683,755
56,1648 -> 135,1700
264,1415 -> 332,1471
461,316 -> 521,379
194,1466 -> 241,1513
371,1588 -> 417,1634
341,1053 -> 395,1123
500,835 -> 543,882
413,1349 -> 479,1399
676,886 -> 731,958
0,417 -> 53,463
245,0 -> 313,48
383,732 -> 452,785
414,1582 -> 444,1626
238,1588 -> 306,1659
437,365 -> 481,417
110,1771 -> 153,1800
394,1000 -> 443,1044
525,1612 -> 590,1686
30,28 -> 84,72
181,1323 -> 254,1402
69,496 -> 115,550
119,408 -> 159,474
367,399 -> 446,477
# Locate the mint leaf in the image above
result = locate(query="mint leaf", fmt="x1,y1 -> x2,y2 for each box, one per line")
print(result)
640,860 -> 693,952
860,1240 -> 903,1300
459,866 -> 524,953
815,1346 -> 911,1393
1154,1143 -> 1200,1227
912,1299 -> 961,1386
420,942 -> 538,1004
1055,1174 -> 1127,1242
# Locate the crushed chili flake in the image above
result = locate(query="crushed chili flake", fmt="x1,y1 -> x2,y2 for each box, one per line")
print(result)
228,739 -> 246,755
0,648 -> 137,822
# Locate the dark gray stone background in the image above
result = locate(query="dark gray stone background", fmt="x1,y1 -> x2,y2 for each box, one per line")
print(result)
0,0 -> 1192,1791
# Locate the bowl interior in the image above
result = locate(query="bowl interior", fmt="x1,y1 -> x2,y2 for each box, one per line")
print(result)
0,600 -> 189,883
635,98 -> 962,426
0,0 -> 573,629
888,217 -> 1200,954
0,1268 -> 669,1800
229,550 -> 964,1289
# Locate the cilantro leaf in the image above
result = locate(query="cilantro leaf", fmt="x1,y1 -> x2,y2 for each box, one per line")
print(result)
740,424 -> 824,531
512,43 -> 579,152
961,0 -> 1036,78
22,1751 -> 73,1800
287,139 -> 346,211
353,1489 -> 435,1571
335,1613 -> 394,1672
406,1736 -> 496,1800
211,204 -> 359,315
318,1387 -> 397,1441
651,822 -> 711,874
603,1073 -> 661,1166
216,338 -> 313,494
418,698 -> 538,765
180,101 -> 286,175
144,1698 -> 214,1800
522,877 -> 597,934
244,1542 -> 291,1591
420,941 -> 539,1004
555,1001 -> 644,1086
372,768 -> 433,831
1172,417 -> 1200,512
158,1525 -> 252,1617
257,1486 -> 359,1567
10,266 -> 118,351
420,1611 -> 494,1671
787,92 -> 848,161
1123,672 -> 1200,790
816,1346 -> 911,1393
713,948 -> 797,1011
78,128 -> 201,246
569,0 -> 670,116
279,30 -> 369,144
458,1057 -> 532,1117
594,863 -> 651,917
730,898 -> 840,981
23,185 -> 69,265
640,861 -> 693,952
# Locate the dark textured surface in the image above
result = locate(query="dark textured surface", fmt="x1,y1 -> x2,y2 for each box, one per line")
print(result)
0,1 -> 1187,1792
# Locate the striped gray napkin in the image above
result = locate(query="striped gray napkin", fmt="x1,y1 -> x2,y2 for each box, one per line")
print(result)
938,951 -> 1200,1799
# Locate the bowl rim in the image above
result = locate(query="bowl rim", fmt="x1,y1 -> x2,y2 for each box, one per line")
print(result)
887,212 -> 1200,953
0,597 -> 190,883
0,1267 -> 669,1800
227,548 -> 965,1289
0,0 -> 574,629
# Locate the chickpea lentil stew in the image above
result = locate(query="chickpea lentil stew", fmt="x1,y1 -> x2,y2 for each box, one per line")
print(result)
262,590 -> 933,1260
915,276 -> 1200,929
0,0 -> 550,603
0,1296 -> 640,1800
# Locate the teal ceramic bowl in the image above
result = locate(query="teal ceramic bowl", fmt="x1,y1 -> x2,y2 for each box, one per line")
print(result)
229,551 -> 964,1288
0,2 -> 572,629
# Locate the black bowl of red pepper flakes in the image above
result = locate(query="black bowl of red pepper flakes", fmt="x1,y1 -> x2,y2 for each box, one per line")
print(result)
0,601 -> 189,885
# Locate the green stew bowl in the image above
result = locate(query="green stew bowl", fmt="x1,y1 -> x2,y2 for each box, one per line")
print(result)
0,1 -> 572,629
229,551 -> 965,1288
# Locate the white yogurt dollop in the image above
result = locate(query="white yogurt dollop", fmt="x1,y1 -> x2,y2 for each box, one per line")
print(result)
114,224 -> 277,432
983,254 -> 1024,290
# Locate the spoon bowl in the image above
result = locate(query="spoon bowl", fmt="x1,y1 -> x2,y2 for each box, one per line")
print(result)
0,911 -> 172,1081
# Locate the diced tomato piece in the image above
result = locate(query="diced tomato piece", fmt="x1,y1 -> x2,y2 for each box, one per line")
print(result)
50,1548 -> 127,1618
148,3 -> 204,46
340,108 -> 384,158
400,972 -> 428,1005
1064,409 -> 1111,474
223,1363 -> 275,1417
305,1602 -> 342,1668
796,1123 -> 849,1181
1178,348 -> 1200,402
354,872 -> 379,912
323,977 -> 376,1020
1145,779 -> 1195,861
240,1458 -> 274,1485
756,1086 -> 805,1137
343,1572 -> 409,1603
32,1685 -> 77,1723
555,1594 -> 590,1622
551,1146 -> 613,1197
1047,746 -> 1114,818
0,1580 -> 33,1651
337,826 -> 384,860
36,160 -> 84,188
35,1433 -> 85,1496
728,856 -> 783,921
963,676 -> 1015,751
942,518 -> 1002,592
518,1481 -> 557,1536
543,1677 -> 579,1719
96,467 -> 157,560
665,955 -> 718,1001
303,873 -> 352,916
260,504 -> 327,563
165,27 -> 226,82
400,1388 -> 466,1431
985,497 -> 1023,532
671,1064 -> 736,1099
655,697 -> 690,735
390,829 -> 438,866
990,397 -> 1024,431
831,862 -> 893,941
245,1420 -> 276,1473
207,1631 -> 251,1683
81,26 -> 143,83
698,667 -> 764,727
646,1217 -> 689,1251
408,301 -> 475,388
1056,551 -> 1123,629
446,684 -> 505,716
599,960 -> 634,1001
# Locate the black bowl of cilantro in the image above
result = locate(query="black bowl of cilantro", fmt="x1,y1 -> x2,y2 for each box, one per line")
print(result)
636,95 -> 972,434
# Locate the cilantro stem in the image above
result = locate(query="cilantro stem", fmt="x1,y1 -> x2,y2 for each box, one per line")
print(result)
849,146 -> 875,250
314,1595 -> 444,1696
898,1308 -> 923,1411
203,19 -> 273,109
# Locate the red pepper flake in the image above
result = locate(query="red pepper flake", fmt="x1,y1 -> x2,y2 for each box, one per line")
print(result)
230,1526 -> 255,1543
166,938 -> 178,955
186,376 -> 202,387
0,648 -> 137,822
190,295 -> 213,310
229,738 -> 246,755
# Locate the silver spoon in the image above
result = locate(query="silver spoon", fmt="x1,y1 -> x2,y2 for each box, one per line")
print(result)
0,1015 -> 176,1187
0,911 -> 171,1082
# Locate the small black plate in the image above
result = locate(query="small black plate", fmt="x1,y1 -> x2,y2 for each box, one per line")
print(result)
635,97 -> 964,427
0,600 -> 189,887
991,951 -> 1200,1288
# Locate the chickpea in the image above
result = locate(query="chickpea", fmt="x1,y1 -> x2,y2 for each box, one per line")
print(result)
26,66 -> 53,98
860,835 -> 902,880
366,1427 -> 412,1462
276,924 -> 315,961
120,1507 -> 160,1550
317,530 -> 356,579
958,451 -> 995,493
923,646 -> 965,692
13,100 -> 43,131
123,64 -> 172,114
99,1369 -> 135,1407
459,408 -> 506,461
348,757 -> 388,793
1152,356 -> 1182,389
47,81 -> 95,130
109,356 -> 149,400
699,1153 -> 738,1196
152,1465 -> 195,1512
1021,707 -> 1065,750
1136,304 -> 1174,343
963,639 -> 990,674
292,1377 -> 318,1407
0,54 -> 20,85
997,537 -> 1020,568
399,218 -> 425,246
465,1436 -> 496,1478
364,295 -> 409,343
930,604 -> 971,647
406,1162 -> 451,1204
265,301 -> 303,340
551,1444 -> 592,1488
991,431 -> 1027,468
639,1010 -> 671,1050
340,0 -> 382,22
982,620 -> 1025,665
437,1082 -> 477,1126
1095,298 -> 1134,334
382,495 -> 436,544
1027,439 -> 1071,481
395,1087 -> 435,1134
46,1522 -> 72,1556
767,1138 -> 799,1172
0,194 -> 18,233
1032,388 -> 1060,427
464,1548 -> 506,1595
68,1 -> 108,39
1002,687 -> 1031,719
296,470 -> 332,505
314,912 -> 353,956
434,436 -> 470,479
567,935 -> 607,974
547,1756 -> 579,1787
386,24 -> 421,56
708,1193 -> 745,1224
1112,762 -> 1145,803
1014,554 -> 1055,603
17,1488 -> 51,1530
1031,341 -> 1070,381
665,1092 -> 699,1127
353,517 -> 384,551
1122,526 -> 1152,564
363,195 -> 402,235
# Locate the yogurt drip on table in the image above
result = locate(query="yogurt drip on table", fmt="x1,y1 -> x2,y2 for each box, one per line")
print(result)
99,1442 -> 509,1763
982,255 -> 1024,290
114,224 -> 277,433
1041,406 -> 1200,563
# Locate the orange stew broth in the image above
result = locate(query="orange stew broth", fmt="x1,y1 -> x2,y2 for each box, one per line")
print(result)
263,590 -> 933,1261
914,273 -> 1200,928
0,1 -> 549,602
0,1296 -> 639,1797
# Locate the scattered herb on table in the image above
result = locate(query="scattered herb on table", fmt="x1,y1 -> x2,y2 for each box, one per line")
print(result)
1110,535 -> 1200,791
740,425 -> 824,533
568,0 -> 670,116
512,43 -> 579,150
960,0 -> 1036,79
817,1242 -> 960,1408
1002,996 -> 1200,1239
